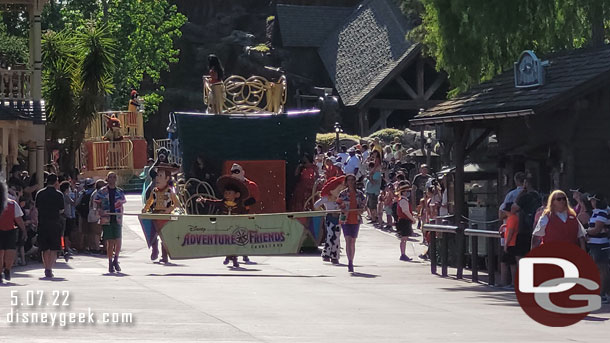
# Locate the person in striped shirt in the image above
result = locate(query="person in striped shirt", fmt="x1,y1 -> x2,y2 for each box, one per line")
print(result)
586,193 -> 610,304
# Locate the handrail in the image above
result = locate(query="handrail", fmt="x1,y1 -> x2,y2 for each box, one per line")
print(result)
422,223 -> 502,285
464,229 -> 501,238
423,224 -> 458,234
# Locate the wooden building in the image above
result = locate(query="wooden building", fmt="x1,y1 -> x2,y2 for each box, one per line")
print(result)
0,0 -> 46,186
276,0 -> 448,135
411,47 -> 610,224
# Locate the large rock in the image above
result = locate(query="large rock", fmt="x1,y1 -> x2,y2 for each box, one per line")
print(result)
221,30 -> 256,46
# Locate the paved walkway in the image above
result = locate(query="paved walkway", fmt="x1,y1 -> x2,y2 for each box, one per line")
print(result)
0,194 -> 607,342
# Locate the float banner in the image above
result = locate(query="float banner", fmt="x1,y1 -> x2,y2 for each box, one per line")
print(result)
139,212 -> 326,259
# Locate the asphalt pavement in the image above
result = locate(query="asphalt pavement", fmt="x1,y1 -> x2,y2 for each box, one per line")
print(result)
0,194 -> 607,342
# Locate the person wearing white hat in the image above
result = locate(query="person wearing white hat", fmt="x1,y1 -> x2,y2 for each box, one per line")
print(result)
230,163 -> 259,264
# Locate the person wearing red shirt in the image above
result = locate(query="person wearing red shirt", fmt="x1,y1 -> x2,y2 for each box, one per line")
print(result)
0,181 -> 26,283
230,163 -> 260,264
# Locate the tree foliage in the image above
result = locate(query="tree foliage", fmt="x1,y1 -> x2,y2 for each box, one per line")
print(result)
43,22 -> 116,170
42,0 -> 186,119
409,0 -> 610,95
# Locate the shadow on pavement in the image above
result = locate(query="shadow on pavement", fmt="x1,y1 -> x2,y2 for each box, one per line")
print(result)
440,285 -> 519,307
146,273 -> 333,278
38,277 -> 67,282
350,272 -> 379,278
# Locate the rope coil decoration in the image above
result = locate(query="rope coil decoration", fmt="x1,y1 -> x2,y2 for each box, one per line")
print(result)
203,75 -> 286,114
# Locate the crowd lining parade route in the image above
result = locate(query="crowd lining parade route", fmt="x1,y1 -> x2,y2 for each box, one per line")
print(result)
0,195 -> 607,342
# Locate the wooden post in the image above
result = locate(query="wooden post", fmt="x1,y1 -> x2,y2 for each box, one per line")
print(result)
430,231 -> 437,275
453,123 -> 471,226
456,222 -> 465,279
471,235 -> 478,283
487,237 -> 496,286
441,232 -> 448,277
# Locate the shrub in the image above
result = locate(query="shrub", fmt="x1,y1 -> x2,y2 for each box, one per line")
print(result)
251,43 -> 270,53
366,128 -> 404,145
316,133 -> 361,150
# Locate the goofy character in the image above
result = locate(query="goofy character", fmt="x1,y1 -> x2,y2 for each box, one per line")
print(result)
314,175 -> 346,264
142,163 -> 181,263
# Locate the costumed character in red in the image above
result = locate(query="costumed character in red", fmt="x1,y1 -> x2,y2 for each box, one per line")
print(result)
229,163 -> 259,264
103,114 -> 123,141
197,176 -> 249,268
142,162 -> 181,263
314,176 -> 346,264
290,153 -> 319,211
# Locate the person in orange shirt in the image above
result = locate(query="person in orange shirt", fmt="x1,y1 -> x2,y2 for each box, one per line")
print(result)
501,202 -> 519,289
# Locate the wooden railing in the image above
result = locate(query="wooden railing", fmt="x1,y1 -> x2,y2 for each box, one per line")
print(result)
423,223 -> 502,286
85,111 -> 144,140
0,68 -> 32,100
91,140 -> 134,170
203,74 -> 287,114
153,138 -> 182,165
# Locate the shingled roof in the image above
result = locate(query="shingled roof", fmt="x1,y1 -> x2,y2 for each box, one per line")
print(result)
412,46 -> 610,125
318,0 -> 418,107
276,5 -> 355,48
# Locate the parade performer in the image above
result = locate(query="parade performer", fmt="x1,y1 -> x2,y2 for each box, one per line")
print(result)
94,172 -> 126,273
128,90 -> 141,113
103,114 -> 123,141
144,147 -> 172,202
230,163 -> 259,264
197,176 -> 249,268
229,164 -> 259,212
336,174 -> 366,273
314,175 -> 345,264
142,163 -> 181,263
396,181 -> 416,261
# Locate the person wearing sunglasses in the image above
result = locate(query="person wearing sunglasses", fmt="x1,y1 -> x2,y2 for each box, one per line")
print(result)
531,190 -> 587,250
586,193 -> 610,304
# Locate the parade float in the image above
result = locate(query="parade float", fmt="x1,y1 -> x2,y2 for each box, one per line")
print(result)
139,69 -> 326,260
78,91 -> 148,191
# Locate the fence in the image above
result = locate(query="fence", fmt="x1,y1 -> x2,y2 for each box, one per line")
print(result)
0,68 -> 32,100
85,111 -> 144,140
423,222 -> 502,286
91,140 -> 134,170
153,138 -> 182,165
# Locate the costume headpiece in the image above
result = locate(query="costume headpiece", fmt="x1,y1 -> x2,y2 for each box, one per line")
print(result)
216,175 -> 249,200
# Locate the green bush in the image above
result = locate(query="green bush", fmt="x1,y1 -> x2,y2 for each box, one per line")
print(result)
366,128 -> 404,145
251,44 -> 270,53
316,133 -> 361,150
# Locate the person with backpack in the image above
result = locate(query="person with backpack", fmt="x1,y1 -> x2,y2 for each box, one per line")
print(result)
75,179 -> 95,253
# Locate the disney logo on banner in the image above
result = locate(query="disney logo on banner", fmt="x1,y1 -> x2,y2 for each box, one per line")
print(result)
515,242 -> 601,327
188,225 -> 206,232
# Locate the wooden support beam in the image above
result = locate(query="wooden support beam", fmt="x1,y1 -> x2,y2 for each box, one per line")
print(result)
368,109 -> 392,133
464,127 -> 493,156
369,98 -> 443,110
395,76 -> 418,100
423,73 -> 447,100
417,57 -> 425,99
453,123 -> 471,226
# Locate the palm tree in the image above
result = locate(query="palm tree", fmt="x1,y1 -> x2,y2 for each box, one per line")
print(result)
43,21 -> 116,172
